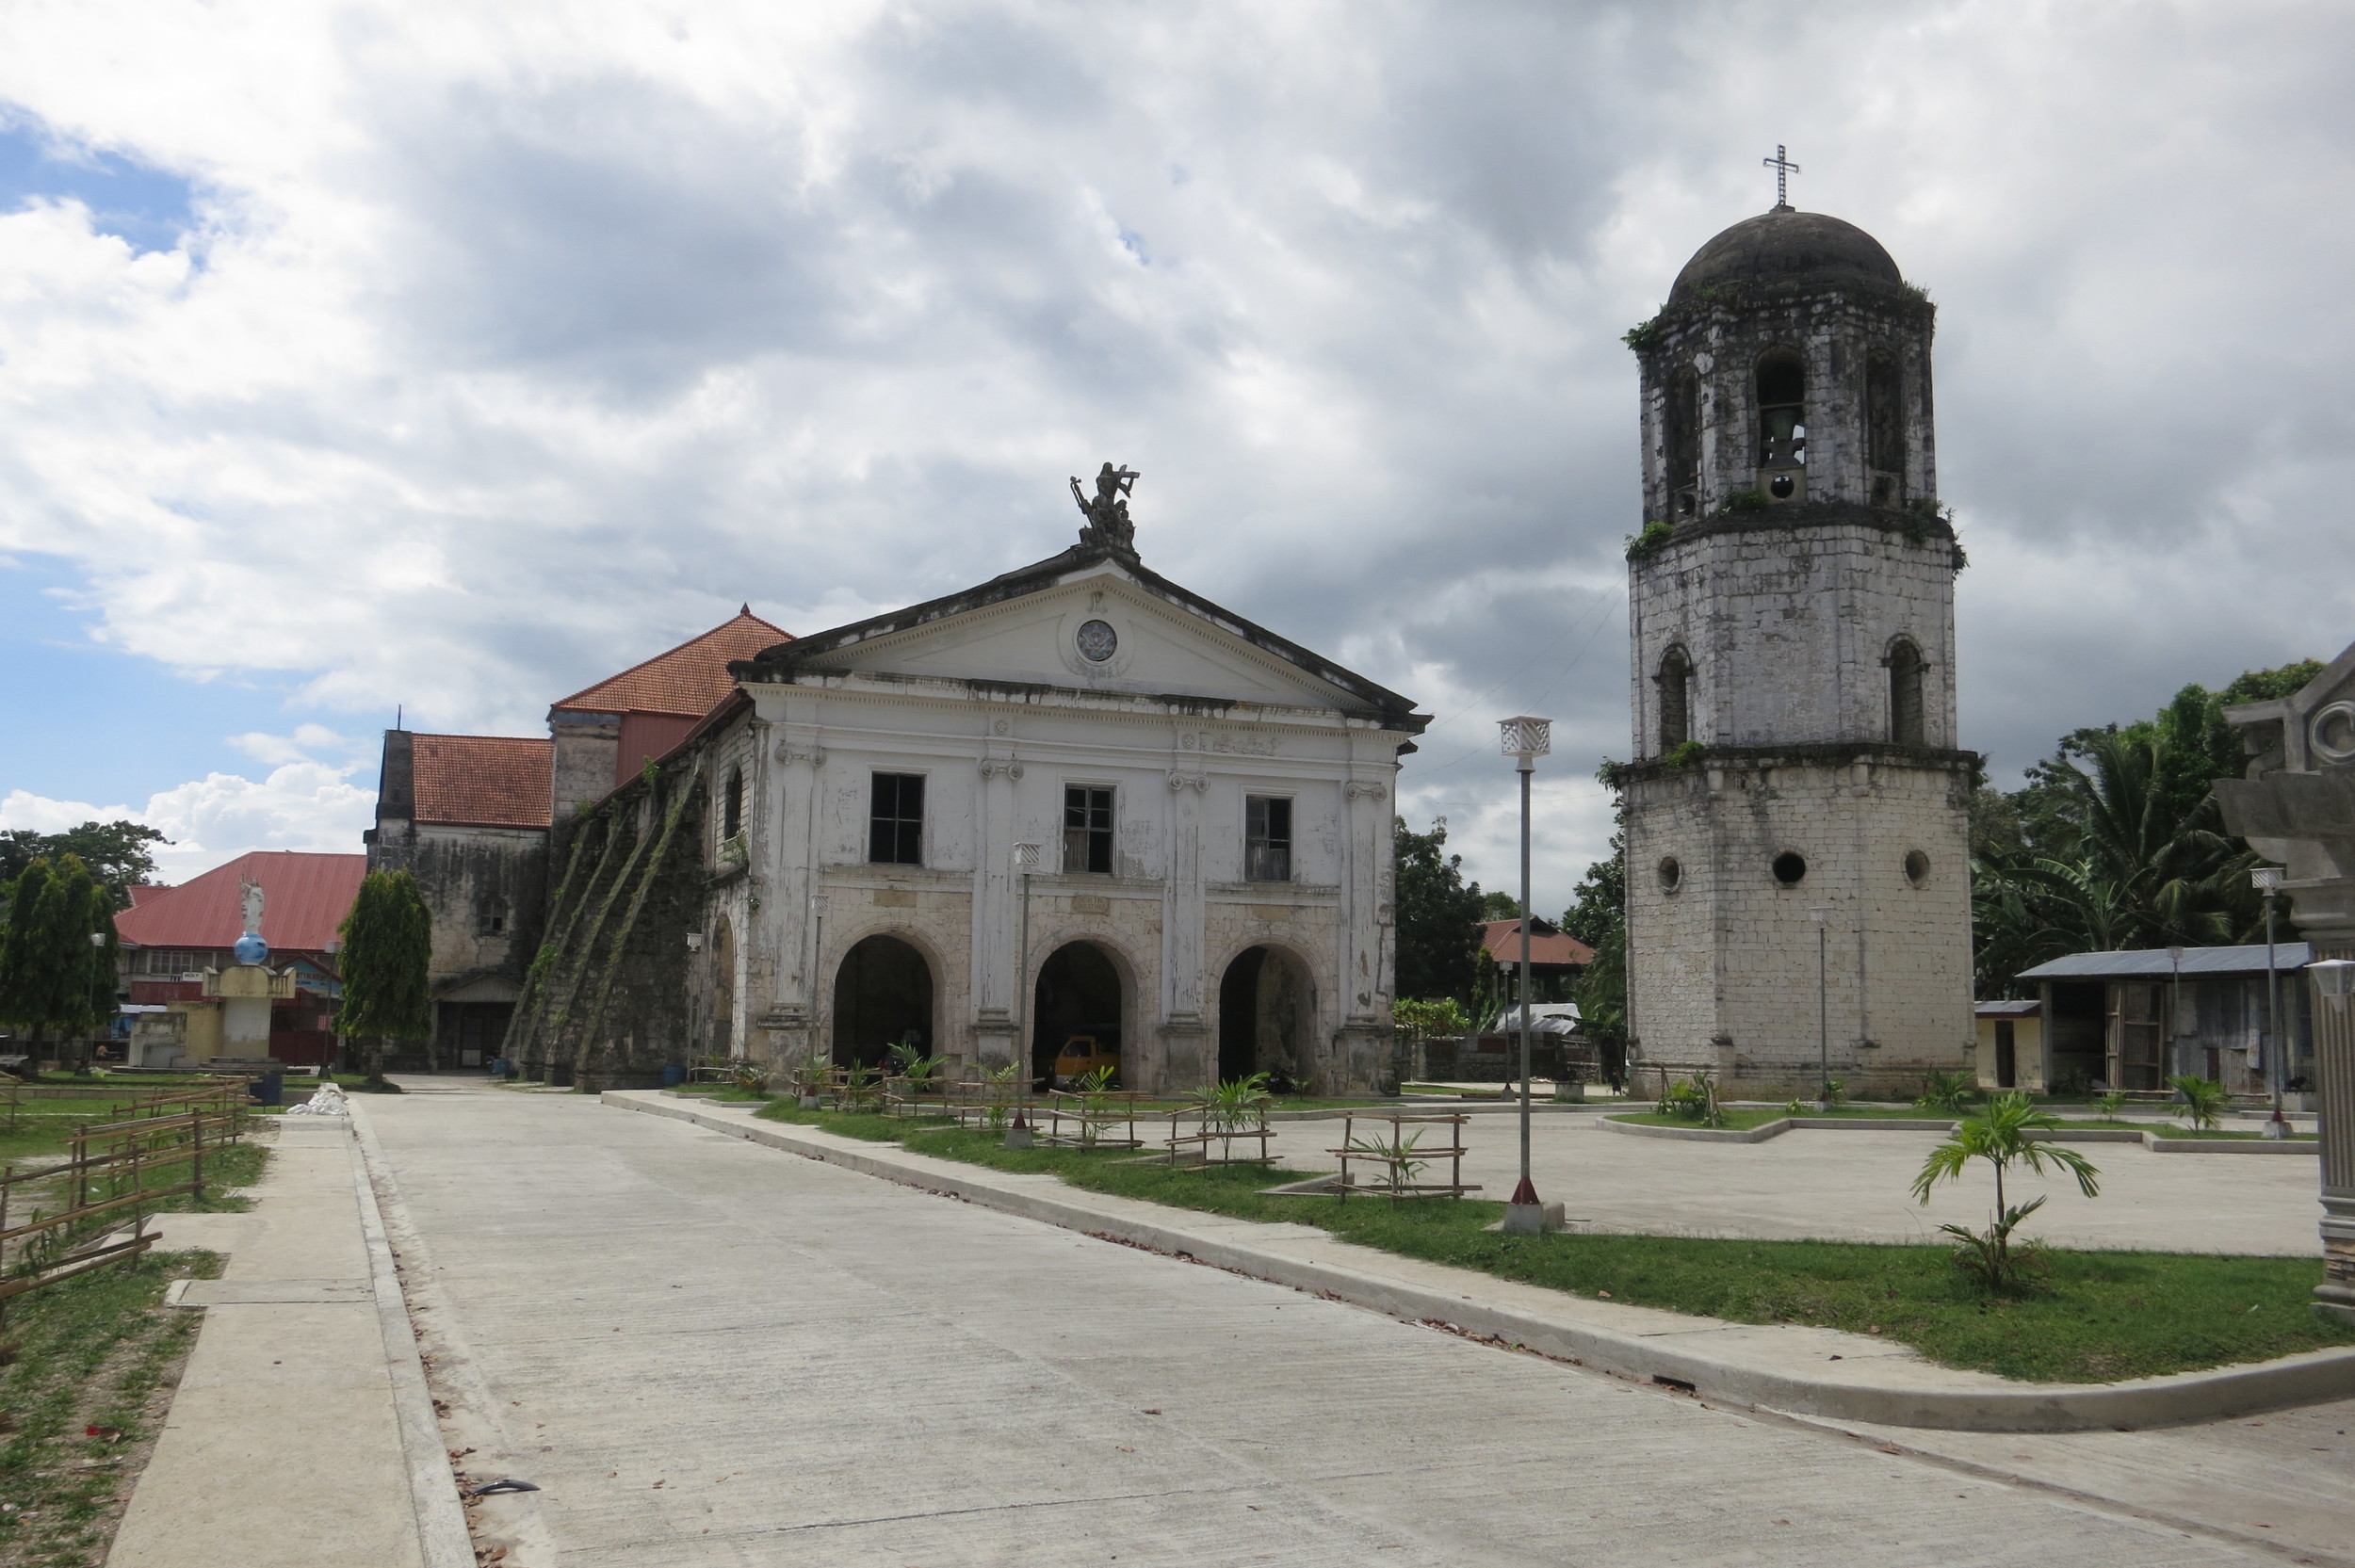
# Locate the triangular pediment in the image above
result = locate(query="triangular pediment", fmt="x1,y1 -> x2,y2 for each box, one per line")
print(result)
743,548 -> 1419,724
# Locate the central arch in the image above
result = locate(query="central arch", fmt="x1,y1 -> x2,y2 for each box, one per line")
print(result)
832,934 -> 934,1069
1032,942 -> 1124,1088
1217,946 -> 1315,1089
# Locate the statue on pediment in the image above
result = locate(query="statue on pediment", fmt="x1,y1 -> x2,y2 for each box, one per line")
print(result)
1070,462 -> 1140,552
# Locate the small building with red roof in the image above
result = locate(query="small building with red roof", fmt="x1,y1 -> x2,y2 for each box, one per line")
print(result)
1475,918 -> 1594,1004
115,850 -> 367,1065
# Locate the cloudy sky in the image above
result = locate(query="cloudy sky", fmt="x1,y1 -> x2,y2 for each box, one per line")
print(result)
3,1 -> 2353,906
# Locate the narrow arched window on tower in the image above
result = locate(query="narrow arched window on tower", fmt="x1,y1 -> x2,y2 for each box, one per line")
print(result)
1657,646 -> 1693,752
1887,640 -> 1926,746
1866,353 -> 1906,508
1665,369 -> 1701,517
1755,349 -> 1806,500
723,765 -> 744,840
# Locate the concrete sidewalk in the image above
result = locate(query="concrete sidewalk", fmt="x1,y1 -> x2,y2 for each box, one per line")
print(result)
106,1113 -> 469,1568
609,1091 -> 2355,1431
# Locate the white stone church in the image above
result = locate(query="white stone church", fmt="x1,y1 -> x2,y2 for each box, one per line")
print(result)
503,477 -> 1428,1094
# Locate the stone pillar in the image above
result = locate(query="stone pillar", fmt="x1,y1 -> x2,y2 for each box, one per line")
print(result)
970,752 -> 1023,1074
1336,768 -> 1394,1094
2307,932 -> 2355,1325
759,726 -> 826,1074
1159,768 -> 1210,1092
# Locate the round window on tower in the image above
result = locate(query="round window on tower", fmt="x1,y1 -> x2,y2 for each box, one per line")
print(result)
1904,849 -> 1931,886
1771,851 -> 1808,886
1658,856 -> 1683,894
1076,619 -> 1118,663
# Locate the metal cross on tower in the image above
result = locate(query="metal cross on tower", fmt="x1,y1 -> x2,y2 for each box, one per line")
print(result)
1762,144 -> 1800,208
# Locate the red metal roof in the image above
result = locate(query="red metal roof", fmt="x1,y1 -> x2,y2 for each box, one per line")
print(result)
115,851 -> 368,955
550,607 -> 790,718
411,734 -> 554,828
1477,918 -> 1595,968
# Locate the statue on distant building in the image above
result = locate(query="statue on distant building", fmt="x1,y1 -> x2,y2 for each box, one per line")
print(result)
239,876 -> 266,935
1070,462 -> 1140,552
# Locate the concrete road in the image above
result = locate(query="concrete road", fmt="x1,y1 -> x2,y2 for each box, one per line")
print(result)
363,1083 -> 2347,1568
1286,1110 -> 2322,1254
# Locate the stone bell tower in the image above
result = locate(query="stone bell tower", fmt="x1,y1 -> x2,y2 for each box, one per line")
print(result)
1620,198 -> 1976,1098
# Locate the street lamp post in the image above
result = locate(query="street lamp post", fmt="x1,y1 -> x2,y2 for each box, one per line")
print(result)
2254,866 -> 2289,1139
1498,717 -> 1557,1236
1006,843 -> 1041,1148
1810,908 -> 1830,1109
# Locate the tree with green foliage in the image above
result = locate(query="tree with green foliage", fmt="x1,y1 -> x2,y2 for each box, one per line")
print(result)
1971,662 -> 2317,996
1560,774 -> 1630,1088
1392,817 -> 1487,1007
85,876 -> 122,1052
337,870 -> 432,1086
0,855 -> 110,1069
0,820 -> 169,913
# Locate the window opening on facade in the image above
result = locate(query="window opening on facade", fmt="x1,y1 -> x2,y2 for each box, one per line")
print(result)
869,772 -> 925,865
1866,352 -> 1906,507
1244,796 -> 1291,882
723,766 -> 744,840
1064,785 -> 1114,874
1657,645 -> 1693,751
1772,851 -> 1808,885
1665,369 -> 1701,517
1756,349 -> 1806,500
1657,856 -> 1682,893
1888,639 -> 1926,746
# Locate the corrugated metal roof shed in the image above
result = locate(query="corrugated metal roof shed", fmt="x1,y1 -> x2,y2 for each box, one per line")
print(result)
1974,998 -> 2042,1016
115,851 -> 366,954
2016,943 -> 2313,981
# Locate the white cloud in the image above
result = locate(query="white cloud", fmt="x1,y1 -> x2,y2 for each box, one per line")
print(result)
1,744 -> 374,885
1,2 -> 2353,904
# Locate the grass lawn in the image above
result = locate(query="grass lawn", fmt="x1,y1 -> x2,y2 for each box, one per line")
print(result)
0,1249 -> 224,1566
749,1102 -> 2353,1382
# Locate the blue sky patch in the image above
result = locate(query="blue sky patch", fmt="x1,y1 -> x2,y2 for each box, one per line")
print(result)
0,112 -> 196,254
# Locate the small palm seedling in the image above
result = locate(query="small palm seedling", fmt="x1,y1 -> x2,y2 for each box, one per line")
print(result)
2094,1091 -> 2127,1123
1341,1126 -> 1429,1198
2168,1075 -> 2231,1133
1914,1070 -> 1977,1115
1817,1076 -> 1849,1109
1193,1073 -> 1272,1135
729,1061 -> 771,1097
980,1060 -> 1024,1130
1911,1091 -> 2100,1292
1072,1064 -> 1124,1146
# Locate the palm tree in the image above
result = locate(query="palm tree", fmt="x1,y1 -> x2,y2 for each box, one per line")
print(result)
1912,1091 -> 2101,1290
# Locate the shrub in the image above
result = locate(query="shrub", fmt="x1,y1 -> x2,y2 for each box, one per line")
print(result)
2168,1075 -> 2231,1132
1912,1091 -> 2101,1293
1914,1070 -> 1978,1115
1623,519 -> 1678,563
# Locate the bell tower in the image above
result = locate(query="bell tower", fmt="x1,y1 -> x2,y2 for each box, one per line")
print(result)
1621,196 -> 1975,1097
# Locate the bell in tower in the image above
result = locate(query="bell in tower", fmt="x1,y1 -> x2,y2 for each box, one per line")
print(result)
1619,177 -> 1975,1100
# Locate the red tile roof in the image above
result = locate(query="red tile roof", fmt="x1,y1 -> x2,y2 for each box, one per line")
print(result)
411,734 -> 554,828
1477,919 -> 1595,968
550,606 -> 790,719
115,851 -> 368,955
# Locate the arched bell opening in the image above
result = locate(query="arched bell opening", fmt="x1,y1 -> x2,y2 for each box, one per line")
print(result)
832,934 -> 934,1070
1656,645 -> 1694,752
1216,946 -> 1315,1091
1755,348 -> 1807,501
1886,638 -> 1926,746
1032,942 -> 1124,1089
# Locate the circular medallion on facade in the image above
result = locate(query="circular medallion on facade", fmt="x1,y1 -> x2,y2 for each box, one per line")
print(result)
2313,701 -> 2355,765
1076,619 -> 1118,663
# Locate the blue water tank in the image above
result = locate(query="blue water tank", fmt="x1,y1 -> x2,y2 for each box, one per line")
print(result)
233,931 -> 269,966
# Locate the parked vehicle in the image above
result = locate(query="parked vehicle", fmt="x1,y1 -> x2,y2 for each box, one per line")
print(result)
1051,1034 -> 1119,1088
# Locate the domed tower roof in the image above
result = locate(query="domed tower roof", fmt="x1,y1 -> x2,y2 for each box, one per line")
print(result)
1666,206 -> 1903,308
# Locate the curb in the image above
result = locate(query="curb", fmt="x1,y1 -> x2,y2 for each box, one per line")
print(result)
1599,1114 -> 2320,1153
605,1092 -> 2355,1433
347,1107 -> 478,1568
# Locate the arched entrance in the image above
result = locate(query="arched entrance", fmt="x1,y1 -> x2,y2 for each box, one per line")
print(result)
710,917 -> 736,1058
1032,943 -> 1123,1087
1218,946 -> 1313,1089
832,935 -> 934,1069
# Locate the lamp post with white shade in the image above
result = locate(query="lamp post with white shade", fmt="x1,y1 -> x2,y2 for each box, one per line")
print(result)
1498,717 -> 1558,1236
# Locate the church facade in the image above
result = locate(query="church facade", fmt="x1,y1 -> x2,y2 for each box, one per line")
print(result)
1619,204 -> 1977,1097
505,488 -> 1426,1094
